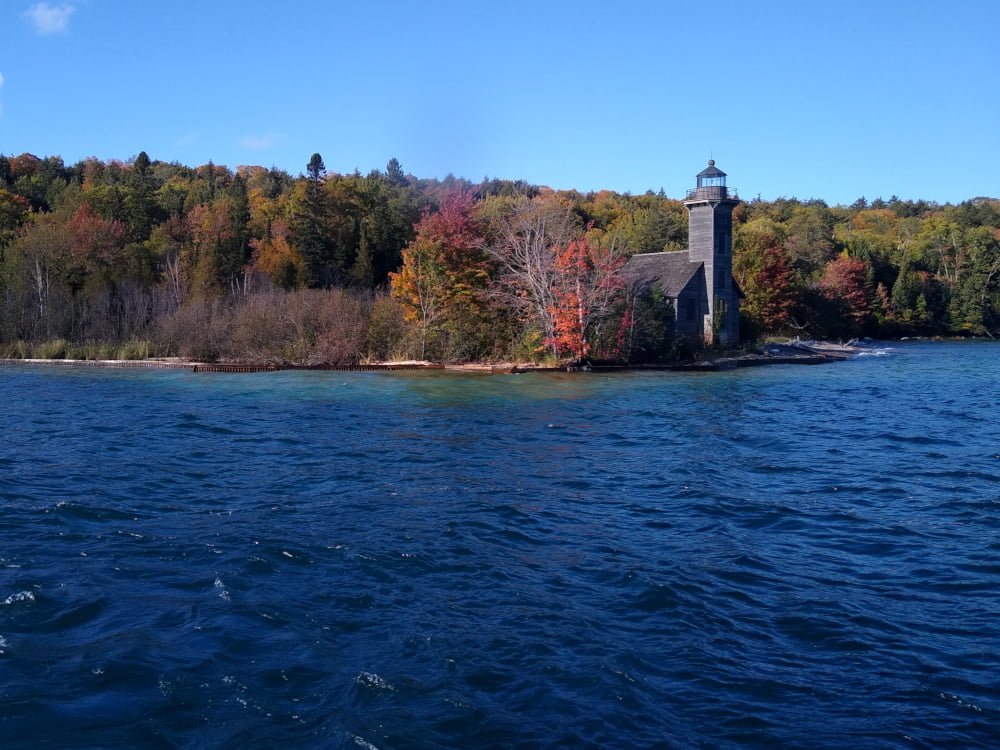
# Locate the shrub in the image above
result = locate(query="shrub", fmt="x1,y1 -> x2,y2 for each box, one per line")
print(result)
157,297 -> 231,361
229,293 -> 291,363
366,295 -> 408,362
313,295 -> 368,365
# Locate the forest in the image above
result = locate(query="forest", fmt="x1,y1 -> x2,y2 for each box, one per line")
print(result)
0,151 -> 997,365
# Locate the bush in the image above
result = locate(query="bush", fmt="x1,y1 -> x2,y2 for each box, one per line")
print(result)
287,289 -> 369,366
508,327 -> 546,364
157,297 -> 231,361
366,296 -> 408,361
230,293 -> 290,363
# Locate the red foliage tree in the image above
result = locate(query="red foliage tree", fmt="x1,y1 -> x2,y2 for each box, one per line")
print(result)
389,191 -> 489,358
751,246 -> 799,331
65,203 -> 127,288
819,253 -> 871,324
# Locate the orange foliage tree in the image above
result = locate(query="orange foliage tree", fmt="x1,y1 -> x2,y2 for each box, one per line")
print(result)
547,234 -> 625,360
250,218 -> 304,289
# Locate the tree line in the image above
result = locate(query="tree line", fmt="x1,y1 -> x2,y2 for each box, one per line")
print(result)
0,151 -> 997,364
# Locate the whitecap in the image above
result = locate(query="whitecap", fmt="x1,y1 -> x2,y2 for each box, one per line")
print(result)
3,590 -> 34,605
940,692 -> 983,712
353,735 -> 382,750
213,577 -> 231,601
356,671 -> 396,692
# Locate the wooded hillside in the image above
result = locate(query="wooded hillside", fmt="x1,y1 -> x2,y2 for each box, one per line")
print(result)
1,151 -> 996,363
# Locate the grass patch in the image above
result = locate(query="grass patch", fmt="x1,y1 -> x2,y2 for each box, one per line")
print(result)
117,340 -> 151,360
0,339 -> 161,361
32,339 -> 69,359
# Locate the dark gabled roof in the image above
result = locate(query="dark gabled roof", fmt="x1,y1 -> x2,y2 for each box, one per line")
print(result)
697,159 -> 726,178
622,252 -> 703,298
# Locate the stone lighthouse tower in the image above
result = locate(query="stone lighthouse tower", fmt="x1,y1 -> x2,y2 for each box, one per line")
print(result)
683,160 -> 741,346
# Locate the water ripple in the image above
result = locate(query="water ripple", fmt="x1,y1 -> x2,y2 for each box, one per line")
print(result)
1,342 -> 999,747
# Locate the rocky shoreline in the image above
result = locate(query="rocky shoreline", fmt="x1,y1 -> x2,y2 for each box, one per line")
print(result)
666,340 -> 868,372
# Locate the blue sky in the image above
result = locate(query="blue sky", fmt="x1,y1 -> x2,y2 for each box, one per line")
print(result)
2,1 -> 997,205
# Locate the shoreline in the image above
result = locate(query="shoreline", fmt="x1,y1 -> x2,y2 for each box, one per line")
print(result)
0,340 -> 882,375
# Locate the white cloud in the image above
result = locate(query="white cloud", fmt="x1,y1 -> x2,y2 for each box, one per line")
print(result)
239,133 -> 280,150
0,72 -> 5,117
23,3 -> 76,35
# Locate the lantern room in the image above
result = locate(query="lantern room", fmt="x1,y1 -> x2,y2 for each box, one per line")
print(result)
686,160 -> 736,200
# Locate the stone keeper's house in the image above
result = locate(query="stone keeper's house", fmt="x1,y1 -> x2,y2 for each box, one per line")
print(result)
623,161 -> 742,347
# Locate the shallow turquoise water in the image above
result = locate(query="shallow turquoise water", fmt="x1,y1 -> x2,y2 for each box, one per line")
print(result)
1,342 -> 998,748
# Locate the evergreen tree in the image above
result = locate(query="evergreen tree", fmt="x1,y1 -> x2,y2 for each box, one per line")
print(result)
290,153 -> 334,286
386,157 -> 408,187
206,160 -> 217,199
124,150 -> 159,242
218,173 -> 251,280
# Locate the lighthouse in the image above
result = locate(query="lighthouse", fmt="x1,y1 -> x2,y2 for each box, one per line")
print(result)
621,161 -> 743,349
683,160 -> 741,346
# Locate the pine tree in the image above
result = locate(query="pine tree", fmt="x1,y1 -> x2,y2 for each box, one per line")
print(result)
218,173 -> 250,281
124,150 -> 159,242
290,153 -> 333,286
385,157 -> 408,187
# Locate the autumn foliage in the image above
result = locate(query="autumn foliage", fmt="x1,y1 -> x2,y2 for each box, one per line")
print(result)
819,252 -> 871,324
389,191 -> 492,360
547,235 -> 625,359
745,246 -> 799,332
0,149 -> 998,363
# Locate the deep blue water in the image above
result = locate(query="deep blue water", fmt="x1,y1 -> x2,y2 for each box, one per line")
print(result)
1,342 -> 999,749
